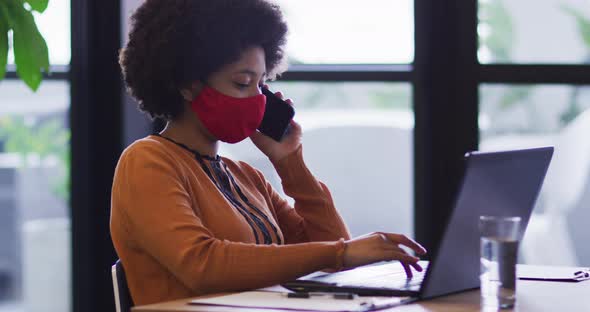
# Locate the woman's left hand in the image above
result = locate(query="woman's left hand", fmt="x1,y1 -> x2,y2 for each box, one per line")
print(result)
250,88 -> 302,163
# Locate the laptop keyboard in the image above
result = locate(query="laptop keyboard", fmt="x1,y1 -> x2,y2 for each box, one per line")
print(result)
303,261 -> 429,291
354,270 -> 426,289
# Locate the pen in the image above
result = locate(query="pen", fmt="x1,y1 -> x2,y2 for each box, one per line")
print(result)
286,292 -> 356,300
574,270 -> 590,278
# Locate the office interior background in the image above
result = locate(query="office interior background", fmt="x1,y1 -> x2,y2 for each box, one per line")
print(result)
0,0 -> 589,311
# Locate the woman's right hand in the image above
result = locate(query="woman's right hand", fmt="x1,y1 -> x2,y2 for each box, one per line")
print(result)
342,232 -> 427,278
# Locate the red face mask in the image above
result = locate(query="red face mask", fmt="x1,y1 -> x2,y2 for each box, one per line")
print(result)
190,85 -> 266,144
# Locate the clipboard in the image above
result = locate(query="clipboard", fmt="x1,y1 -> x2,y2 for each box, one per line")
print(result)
517,266 -> 590,282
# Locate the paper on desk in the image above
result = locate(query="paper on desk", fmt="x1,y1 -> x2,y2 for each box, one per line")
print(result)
256,284 -> 293,292
189,291 -> 403,312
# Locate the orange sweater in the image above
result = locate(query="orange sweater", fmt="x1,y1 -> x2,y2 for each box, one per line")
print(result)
110,135 -> 351,305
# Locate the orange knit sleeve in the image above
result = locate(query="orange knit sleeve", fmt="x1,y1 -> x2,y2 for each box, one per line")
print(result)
114,143 -> 345,294
267,145 -> 351,243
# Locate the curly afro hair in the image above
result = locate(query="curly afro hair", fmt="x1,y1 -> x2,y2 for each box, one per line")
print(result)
119,0 -> 289,120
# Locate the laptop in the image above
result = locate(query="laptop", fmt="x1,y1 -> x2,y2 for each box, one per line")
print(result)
282,146 -> 554,301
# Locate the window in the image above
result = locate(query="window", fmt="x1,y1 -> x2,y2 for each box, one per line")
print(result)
273,0 -> 414,64
0,1 -> 71,311
479,0 -> 590,64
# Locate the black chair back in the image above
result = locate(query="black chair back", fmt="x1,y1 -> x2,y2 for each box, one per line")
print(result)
111,259 -> 134,312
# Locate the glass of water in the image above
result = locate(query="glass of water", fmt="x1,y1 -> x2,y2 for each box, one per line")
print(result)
479,216 -> 521,309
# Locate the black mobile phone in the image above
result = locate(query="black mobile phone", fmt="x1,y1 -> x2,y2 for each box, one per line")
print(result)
258,87 -> 295,141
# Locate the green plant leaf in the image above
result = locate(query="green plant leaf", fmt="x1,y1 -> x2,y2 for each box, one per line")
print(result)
562,6 -> 590,49
25,0 -> 49,13
479,0 -> 515,62
0,8 -> 8,80
498,86 -> 532,109
0,1 -> 16,29
9,0 -> 50,91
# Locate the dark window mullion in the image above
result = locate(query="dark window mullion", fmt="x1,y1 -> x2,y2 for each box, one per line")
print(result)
279,64 -> 412,82
414,0 -> 479,256
70,0 -> 122,311
4,65 -> 70,80
480,64 -> 590,84
288,64 -> 412,71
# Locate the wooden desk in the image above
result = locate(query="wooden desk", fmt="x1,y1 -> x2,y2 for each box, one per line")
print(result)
133,265 -> 590,312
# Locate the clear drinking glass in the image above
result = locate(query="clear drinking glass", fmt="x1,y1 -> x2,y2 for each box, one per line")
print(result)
479,216 -> 521,309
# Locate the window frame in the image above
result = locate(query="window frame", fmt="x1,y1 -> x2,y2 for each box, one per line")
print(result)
4,64 -> 69,80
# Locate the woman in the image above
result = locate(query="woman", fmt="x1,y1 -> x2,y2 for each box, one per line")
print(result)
111,0 -> 426,306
